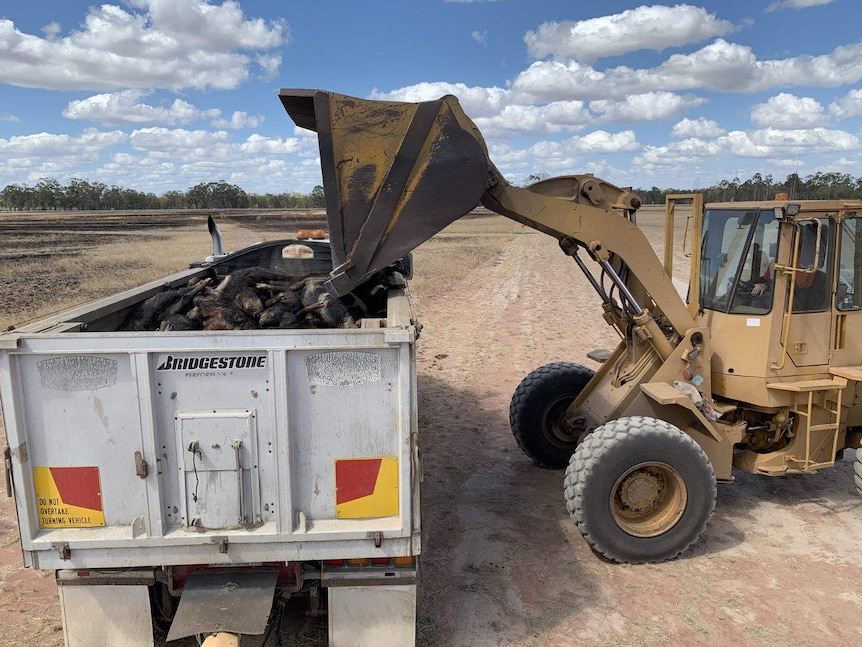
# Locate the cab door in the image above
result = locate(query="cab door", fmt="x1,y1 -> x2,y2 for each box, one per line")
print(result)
786,218 -> 834,367
830,213 -> 862,365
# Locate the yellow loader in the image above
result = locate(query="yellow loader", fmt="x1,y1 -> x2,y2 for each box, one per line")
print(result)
281,88 -> 862,564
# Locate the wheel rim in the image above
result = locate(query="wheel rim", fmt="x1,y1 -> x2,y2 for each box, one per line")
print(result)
609,462 -> 687,538
541,395 -> 578,448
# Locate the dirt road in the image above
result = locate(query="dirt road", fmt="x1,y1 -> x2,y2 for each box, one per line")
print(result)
1,209 -> 861,646
411,213 -> 862,647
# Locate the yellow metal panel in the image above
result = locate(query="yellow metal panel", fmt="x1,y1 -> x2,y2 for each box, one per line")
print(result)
33,466 -> 106,528
335,457 -> 399,519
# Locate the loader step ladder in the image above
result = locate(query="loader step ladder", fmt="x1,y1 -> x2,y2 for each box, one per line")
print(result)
767,377 -> 846,471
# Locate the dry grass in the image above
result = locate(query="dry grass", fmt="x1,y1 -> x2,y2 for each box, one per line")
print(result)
0,217 -> 298,330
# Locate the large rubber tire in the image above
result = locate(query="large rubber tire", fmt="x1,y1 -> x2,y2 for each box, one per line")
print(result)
854,448 -> 862,496
564,416 -> 716,564
509,362 -> 595,469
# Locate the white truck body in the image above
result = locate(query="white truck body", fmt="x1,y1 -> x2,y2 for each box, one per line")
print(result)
0,239 -> 420,646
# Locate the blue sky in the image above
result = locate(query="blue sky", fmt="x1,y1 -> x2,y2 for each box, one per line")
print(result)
1,0 -> 861,194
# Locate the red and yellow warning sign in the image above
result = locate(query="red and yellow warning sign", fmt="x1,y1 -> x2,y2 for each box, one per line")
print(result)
33,467 -> 105,528
335,457 -> 398,519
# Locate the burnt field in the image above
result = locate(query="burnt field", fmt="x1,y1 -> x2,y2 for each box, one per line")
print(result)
1,207 -> 862,646
0,209 -> 325,330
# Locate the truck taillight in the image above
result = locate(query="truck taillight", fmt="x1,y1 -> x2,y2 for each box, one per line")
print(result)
370,558 -> 391,566
393,556 -> 415,567
347,558 -> 369,567
296,229 -> 327,240
324,559 -> 345,567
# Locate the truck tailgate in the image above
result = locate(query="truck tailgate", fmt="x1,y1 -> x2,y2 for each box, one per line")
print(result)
1,290 -> 419,571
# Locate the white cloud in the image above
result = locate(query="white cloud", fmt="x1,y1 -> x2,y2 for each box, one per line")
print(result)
0,129 -> 127,158
525,5 -> 737,62
129,127 -> 229,151
472,30 -> 487,45
766,0 -> 835,12
720,127 -> 859,157
474,101 -> 591,136
750,93 -> 828,129
829,89 -> 862,120
236,134 -> 300,155
590,92 -> 706,123
125,0 -> 285,50
211,111 -> 266,129
573,130 -> 640,154
41,22 -> 61,39
254,54 -> 281,79
512,39 -> 862,101
671,117 -> 726,138
370,82 -> 511,118
62,90 -> 220,125
88,132 -> 319,192
483,130 -> 639,180
0,1 -> 287,91
0,113 -> 20,123
634,138 -> 723,169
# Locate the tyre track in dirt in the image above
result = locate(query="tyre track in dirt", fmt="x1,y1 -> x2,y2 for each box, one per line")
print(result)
412,221 -> 617,645
411,215 -> 862,647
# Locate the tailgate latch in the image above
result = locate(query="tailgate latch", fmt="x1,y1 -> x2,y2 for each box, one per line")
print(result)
134,451 -> 149,479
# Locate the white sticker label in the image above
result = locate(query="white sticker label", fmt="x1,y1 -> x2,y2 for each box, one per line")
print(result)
746,318 -> 761,327
306,352 -> 382,386
38,356 -> 118,391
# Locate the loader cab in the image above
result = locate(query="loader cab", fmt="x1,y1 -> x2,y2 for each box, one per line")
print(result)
696,200 -> 862,398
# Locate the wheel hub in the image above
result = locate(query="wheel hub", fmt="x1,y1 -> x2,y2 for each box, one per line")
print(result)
610,462 -> 687,538
617,470 -> 662,512
542,397 -> 583,447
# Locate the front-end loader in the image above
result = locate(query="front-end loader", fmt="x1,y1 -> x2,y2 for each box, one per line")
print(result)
280,88 -> 862,564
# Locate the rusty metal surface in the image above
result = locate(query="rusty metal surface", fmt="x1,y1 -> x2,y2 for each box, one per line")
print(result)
279,88 -> 489,295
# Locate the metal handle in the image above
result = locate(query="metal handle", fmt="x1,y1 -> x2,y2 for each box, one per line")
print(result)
4,446 -> 12,498
232,440 -> 245,524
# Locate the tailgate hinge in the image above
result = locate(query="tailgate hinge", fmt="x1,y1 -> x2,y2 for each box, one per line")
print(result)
3,446 -> 11,498
54,543 -> 71,560
368,531 -> 383,548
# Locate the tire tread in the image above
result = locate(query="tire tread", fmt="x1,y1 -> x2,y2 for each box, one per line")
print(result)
509,362 -> 594,469
564,416 -> 716,564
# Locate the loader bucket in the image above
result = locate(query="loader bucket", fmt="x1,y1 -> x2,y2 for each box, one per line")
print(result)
279,89 -> 491,295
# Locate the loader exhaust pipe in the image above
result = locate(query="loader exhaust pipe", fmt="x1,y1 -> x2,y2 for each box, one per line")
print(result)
206,215 -> 227,263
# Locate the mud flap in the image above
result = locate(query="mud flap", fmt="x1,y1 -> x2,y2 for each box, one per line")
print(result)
59,584 -> 154,647
328,583 -> 417,647
166,571 -> 278,641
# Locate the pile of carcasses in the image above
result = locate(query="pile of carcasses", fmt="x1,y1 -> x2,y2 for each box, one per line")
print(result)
121,267 -> 373,331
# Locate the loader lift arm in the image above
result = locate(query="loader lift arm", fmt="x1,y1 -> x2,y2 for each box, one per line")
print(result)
279,89 -> 696,356
280,88 -> 732,565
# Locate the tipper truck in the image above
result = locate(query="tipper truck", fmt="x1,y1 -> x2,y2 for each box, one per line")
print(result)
1,232 -> 421,646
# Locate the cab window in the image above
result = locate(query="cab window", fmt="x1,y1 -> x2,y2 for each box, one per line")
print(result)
700,208 -> 779,314
790,219 -> 832,313
837,217 -> 862,311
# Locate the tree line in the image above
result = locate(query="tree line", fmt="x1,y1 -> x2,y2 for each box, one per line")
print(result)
4,171 -> 862,212
635,171 -> 862,205
0,178 -> 326,211
524,171 -> 862,205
